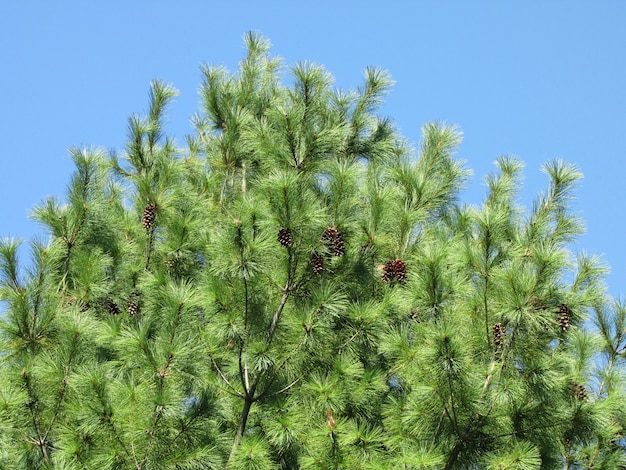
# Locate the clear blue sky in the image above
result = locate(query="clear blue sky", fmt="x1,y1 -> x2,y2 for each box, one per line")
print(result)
1,2 -> 625,297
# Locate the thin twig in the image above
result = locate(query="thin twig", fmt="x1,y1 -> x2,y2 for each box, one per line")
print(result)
260,376 -> 303,400
210,357 -> 245,398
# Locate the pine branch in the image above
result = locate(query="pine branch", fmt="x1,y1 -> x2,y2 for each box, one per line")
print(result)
145,227 -> 155,270
266,287 -> 291,348
260,376 -> 303,400
255,334 -> 307,401
209,356 -> 245,398
42,330 -> 79,443
30,250 -> 47,344
0,238 -> 22,292
228,282 -> 291,463
241,263 -> 251,395
238,340 -> 249,396
432,410 -> 448,447
444,353 -> 460,435
443,324 -> 516,469
21,370 -> 48,462
92,381 -> 138,467
482,227 -> 492,349
254,295 -> 330,401
338,328 -> 362,350
141,301 -> 183,468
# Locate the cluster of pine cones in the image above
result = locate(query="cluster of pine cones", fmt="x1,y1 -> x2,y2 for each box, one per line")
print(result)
96,292 -> 141,316
278,227 -> 409,282
277,227 -> 347,274
279,227 -> 348,255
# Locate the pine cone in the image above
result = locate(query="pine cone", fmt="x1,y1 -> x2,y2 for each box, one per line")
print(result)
394,259 -> 407,283
142,203 -> 157,231
611,431 -> 623,447
310,252 -> 324,274
106,298 -> 120,315
558,304 -> 571,332
321,227 -> 336,241
127,291 -> 140,316
382,259 -> 407,283
321,227 -> 345,256
332,232 -> 345,256
493,323 -> 505,351
572,382 -> 587,401
278,228 -> 293,248
382,260 -> 394,282
127,301 -> 138,316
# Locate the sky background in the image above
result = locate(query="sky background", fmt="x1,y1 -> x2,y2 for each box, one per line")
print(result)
1,2 -> 625,298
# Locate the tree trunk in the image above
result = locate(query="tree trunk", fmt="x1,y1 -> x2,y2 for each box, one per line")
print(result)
227,396 -> 254,467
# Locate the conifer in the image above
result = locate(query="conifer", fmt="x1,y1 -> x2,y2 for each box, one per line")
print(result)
0,32 -> 624,470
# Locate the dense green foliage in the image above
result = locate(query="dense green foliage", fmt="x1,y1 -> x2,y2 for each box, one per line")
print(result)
1,33 -> 625,469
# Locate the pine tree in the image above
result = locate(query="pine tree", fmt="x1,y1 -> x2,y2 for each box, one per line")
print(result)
1,32 -> 625,469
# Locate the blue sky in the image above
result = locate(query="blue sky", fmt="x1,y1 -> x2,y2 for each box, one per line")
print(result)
1,2 -> 625,297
